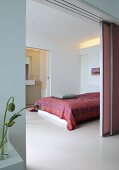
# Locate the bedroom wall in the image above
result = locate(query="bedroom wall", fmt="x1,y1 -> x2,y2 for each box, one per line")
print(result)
26,37 -> 80,96
0,0 -> 26,160
79,45 -> 100,93
26,0 -> 101,97
26,2 -> 81,96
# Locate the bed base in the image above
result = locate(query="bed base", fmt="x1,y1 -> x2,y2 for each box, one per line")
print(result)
38,110 -> 67,125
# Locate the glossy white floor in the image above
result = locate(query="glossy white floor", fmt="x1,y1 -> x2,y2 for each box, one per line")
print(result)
26,111 -> 119,170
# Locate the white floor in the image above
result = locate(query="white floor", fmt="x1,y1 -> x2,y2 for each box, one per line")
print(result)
26,111 -> 119,170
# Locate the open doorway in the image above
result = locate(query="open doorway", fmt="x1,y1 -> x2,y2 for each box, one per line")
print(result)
25,47 -> 51,106
26,0 -> 101,132
26,0 -> 101,170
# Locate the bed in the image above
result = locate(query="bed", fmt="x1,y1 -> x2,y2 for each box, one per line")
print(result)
35,92 -> 100,130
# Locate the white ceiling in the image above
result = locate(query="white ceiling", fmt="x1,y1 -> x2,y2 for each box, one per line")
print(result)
26,0 -> 100,44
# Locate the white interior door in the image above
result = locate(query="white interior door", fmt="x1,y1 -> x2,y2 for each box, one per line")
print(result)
40,49 -> 51,97
45,50 -> 51,97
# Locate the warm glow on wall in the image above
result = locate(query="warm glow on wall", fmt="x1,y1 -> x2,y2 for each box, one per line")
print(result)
79,37 -> 100,49
26,47 -> 40,52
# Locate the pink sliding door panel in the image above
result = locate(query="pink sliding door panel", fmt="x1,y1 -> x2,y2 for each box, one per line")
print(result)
102,22 -> 119,136
112,24 -> 119,134
102,22 -> 111,135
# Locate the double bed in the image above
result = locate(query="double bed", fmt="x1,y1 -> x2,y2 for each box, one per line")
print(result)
35,92 -> 100,130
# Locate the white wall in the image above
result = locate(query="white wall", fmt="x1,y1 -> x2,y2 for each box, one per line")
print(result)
27,35 -> 81,96
26,2 -> 83,96
0,0 -> 26,160
51,42 -> 81,96
26,0 -> 100,97
80,45 -> 100,93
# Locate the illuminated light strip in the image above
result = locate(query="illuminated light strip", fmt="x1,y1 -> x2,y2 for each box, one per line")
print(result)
26,47 -> 40,52
79,37 -> 100,49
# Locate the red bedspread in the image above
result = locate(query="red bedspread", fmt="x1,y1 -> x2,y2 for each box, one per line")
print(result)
36,92 -> 100,130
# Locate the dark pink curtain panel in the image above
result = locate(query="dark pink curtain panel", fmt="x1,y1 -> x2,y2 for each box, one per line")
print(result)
102,22 -> 119,136
112,24 -> 119,134
103,22 -> 111,135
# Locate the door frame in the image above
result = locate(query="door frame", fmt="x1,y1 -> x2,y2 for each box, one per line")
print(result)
26,0 -> 119,137
25,46 -> 51,98
45,49 -> 51,97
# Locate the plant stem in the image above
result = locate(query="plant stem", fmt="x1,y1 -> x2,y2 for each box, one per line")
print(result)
0,98 -> 33,157
17,105 -> 34,114
1,97 -> 14,156
15,105 -> 34,115
0,127 -> 8,156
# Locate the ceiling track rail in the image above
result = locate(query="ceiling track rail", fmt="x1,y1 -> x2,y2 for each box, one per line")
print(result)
43,0 -> 102,22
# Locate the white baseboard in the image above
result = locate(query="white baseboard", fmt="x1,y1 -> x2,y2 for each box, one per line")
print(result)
38,110 -> 67,125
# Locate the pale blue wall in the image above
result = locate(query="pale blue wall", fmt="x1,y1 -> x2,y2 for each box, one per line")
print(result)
114,0 -> 119,19
81,0 -> 119,19
0,0 -> 26,160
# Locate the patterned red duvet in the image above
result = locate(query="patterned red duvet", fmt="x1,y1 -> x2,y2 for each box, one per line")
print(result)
36,92 -> 100,130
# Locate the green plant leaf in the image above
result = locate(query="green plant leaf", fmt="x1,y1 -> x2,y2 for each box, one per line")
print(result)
9,113 -> 21,122
5,121 -> 15,127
